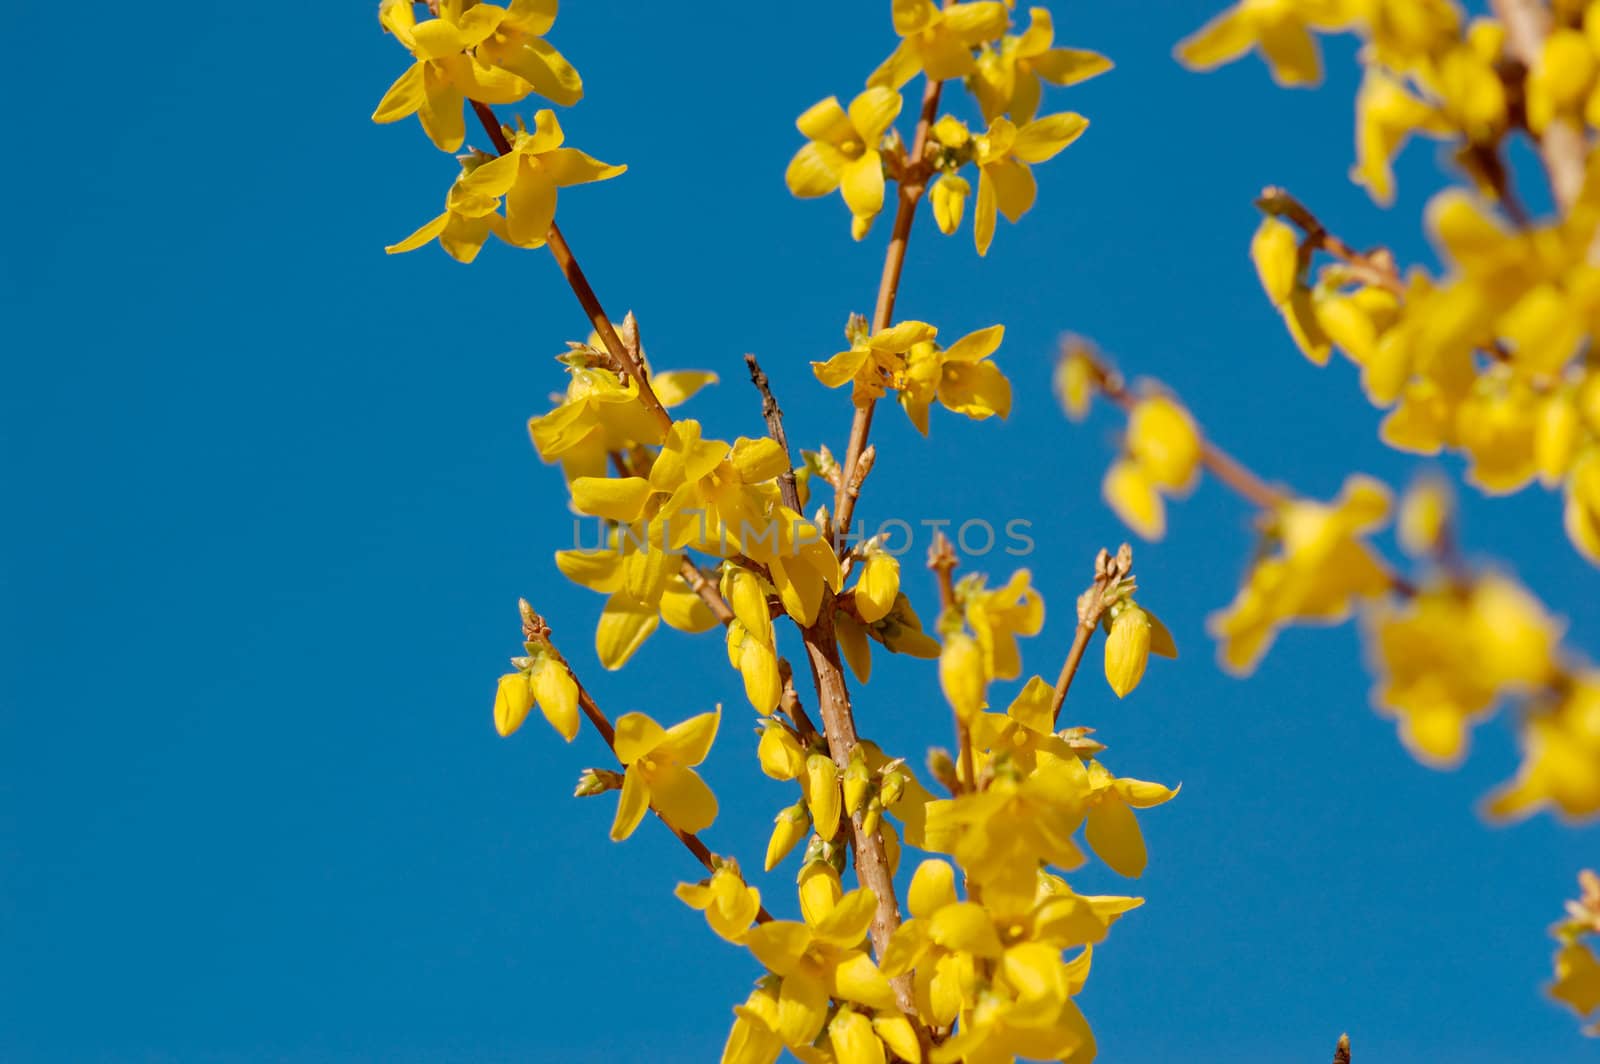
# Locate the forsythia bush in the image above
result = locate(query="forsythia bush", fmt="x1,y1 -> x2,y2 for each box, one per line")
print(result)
372,0 -> 1599,1055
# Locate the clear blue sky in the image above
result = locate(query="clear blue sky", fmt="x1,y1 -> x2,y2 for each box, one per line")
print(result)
4,2 -> 1597,1061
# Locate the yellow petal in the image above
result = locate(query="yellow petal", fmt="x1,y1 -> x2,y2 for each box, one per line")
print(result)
569,475 -> 653,521
661,706 -> 720,766
595,592 -> 659,669
649,764 -> 718,833
1086,797 -> 1147,877
610,763 -> 650,841
613,711 -> 667,764
1102,458 -> 1166,540
493,672 -> 533,737
1251,216 -> 1299,307
1174,8 -> 1255,71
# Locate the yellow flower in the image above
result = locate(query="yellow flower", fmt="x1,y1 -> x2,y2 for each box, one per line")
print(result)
1174,0 -> 1358,88
386,179 -> 508,264
1366,575 -> 1561,767
1567,450 -> 1600,565
724,565 -> 783,714
897,325 -> 1011,434
969,676 -> 1080,775
1485,675 -> 1600,822
805,752 -> 843,839
456,110 -> 625,247
1055,342 -> 1097,422
474,0 -> 582,106
529,357 -> 714,483
1102,458 -> 1165,540
964,569 -> 1045,680
373,0 -> 539,151
676,864 -> 762,944
785,88 -> 904,238
766,800 -> 811,871
554,531 -> 719,668
929,173 -> 971,235
868,0 -> 1011,90
972,112 -> 1088,256
813,321 -> 939,405
610,707 -> 721,840
493,651 -> 578,739
1209,475 -> 1394,674
1351,66 -> 1447,206
1103,605 -> 1178,698
740,886 -> 897,1048
1083,760 -> 1179,878
971,7 -> 1112,123
1396,474 -> 1453,557
1550,941 -> 1600,1027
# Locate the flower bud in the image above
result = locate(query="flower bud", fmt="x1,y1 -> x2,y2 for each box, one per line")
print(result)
1055,347 -> 1095,422
1104,606 -> 1152,698
842,750 -> 872,817
1397,476 -> 1453,558
1537,394 -> 1583,486
574,767 -> 623,797
939,633 -> 987,722
930,172 -> 971,235
927,748 -> 959,794
853,550 -> 901,624
493,671 -> 534,737
878,766 -> 907,807
806,753 -> 842,839
757,721 -> 807,781
798,860 -> 844,925
1251,216 -> 1299,307
765,800 -> 810,871
861,796 -> 883,837
531,655 -> 580,741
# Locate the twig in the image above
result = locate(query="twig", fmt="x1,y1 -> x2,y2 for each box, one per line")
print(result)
1255,187 -> 1403,295
518,600 -> 774,922
1050,545 -> 1132,723
1333,1033 -> 1351,1064
469,100 -> 673,434
834,67 -> 946,541
744,354 -> 803,514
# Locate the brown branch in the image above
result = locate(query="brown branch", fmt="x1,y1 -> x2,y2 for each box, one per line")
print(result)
833,68 -> 946,541
1333,1033 -> 1351,1064
518,600 -> 774,923
469,100 -> 673,434
1255,186 -> 1403,295
1085,356 -> 1288,510
1492,0 -> 1588,212
744,354 -> 803,514
1050,545 -> 1132,723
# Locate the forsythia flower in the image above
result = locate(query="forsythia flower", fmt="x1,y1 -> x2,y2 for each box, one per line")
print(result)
1486,675 -> 1600,822
373,0 -> 548,151
554,531 -> 718,668
897,325 -> 1012,433
972,112 -> 1088,256
963,569 -> 1045,680
1103,604 -> 1177,698
724,565 -> 783,714
736,886 -> 900,1052
785,88 -> 904,239
456,111 -> 625,247
676,864 -> 762,944
1365,573 -> 1561,767
1175,0 -> 1359,87
1081,759 -> 1179,877
814,321 -> 938,405
474,0 -> 582,106
868,0 -> 1010,90
386,180 -> 508,263
1209,474 -> 1393,674
1548,871 -> 1600,1034
851,545 -> 901,624
972,7 -> 1112,124
610,706 -> 721,840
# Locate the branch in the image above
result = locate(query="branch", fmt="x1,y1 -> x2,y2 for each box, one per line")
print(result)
1050,545 -> 1132,724
744,354 -> 803,514
519,600 -> 773,922
1333,1033 -> 1351,1064
833,67 -> 946,541
1255,187 -> 1402,295
469,100 -> 674,434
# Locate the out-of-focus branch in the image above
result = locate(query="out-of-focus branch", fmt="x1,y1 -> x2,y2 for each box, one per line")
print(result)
1492,0 -> 1588,211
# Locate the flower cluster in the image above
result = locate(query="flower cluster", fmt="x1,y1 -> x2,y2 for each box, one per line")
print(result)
1550,870 -> 1600,1034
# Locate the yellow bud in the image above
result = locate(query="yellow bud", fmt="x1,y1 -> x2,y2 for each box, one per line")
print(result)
854,551 -> 901,624
1251,216 -> 1299,307
757,722 -> 807,781
493,672 -> 534,737
531,656 -> 580,741
1539,30 -> 1595,111
721,566 -> 773,640
930,173 -> 971,235
828,1008 -> 882,1064
879,767 -> 906,807
765,801 -> 811,871
736,633 -> 783,715
1127,395 -> 1201,492
843,752 -> 872,817
872,1012 -> 921,1063
806,753 -> 842,838
1314,292 -> 1378,364
1397,476 -> 1453,557
1282,286 -> 1332,365
861,796 -> 883,837
798,860 -> 844,926
1536,394 -> 1583,486
1363,331 -> 1412,406
1104,607 -> 1152,698
939,633 -> 987,722
932,114 -> 970,149
1055,348 -> 1095,421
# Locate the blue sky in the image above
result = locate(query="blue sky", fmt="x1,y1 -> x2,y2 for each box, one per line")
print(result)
4,2 -> 1598,1061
